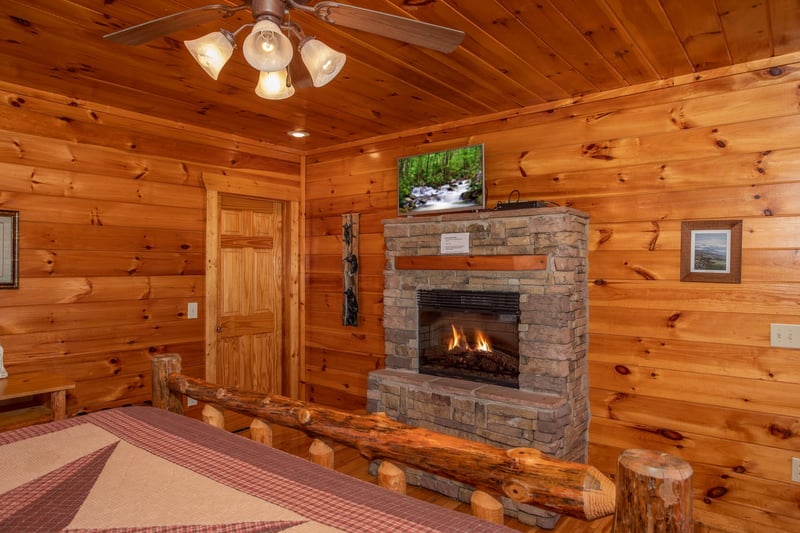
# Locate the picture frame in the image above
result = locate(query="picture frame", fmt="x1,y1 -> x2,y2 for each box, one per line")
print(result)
0,209 -> 19,289
680,219 -> 742,283
397,144 -> 485,216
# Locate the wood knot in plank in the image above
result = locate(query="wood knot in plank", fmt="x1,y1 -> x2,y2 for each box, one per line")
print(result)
667,312 -> 681,327
768,423 -> 792,439
614,365 -> 631,375
629,265 -> 656,280
658,429 -> 684,441
648,221 -> 661,251
597,228 -> 613,244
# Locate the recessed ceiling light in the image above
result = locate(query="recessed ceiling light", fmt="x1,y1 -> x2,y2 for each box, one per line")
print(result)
287,129 -> 310,138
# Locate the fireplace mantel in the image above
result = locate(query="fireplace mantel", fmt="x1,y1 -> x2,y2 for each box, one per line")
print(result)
395,254 -> 547,271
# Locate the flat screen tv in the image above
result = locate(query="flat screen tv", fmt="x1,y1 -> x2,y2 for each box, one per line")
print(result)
397,144 -> 485,216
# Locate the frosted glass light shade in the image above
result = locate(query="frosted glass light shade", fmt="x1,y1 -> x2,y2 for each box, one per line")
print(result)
255,69 -> 295,100
184,31 -> 235,80
243,20 -> 293,71
299,38 -> 346,87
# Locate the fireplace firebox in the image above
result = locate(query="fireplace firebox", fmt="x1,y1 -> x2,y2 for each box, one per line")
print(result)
417,289 -> 520,388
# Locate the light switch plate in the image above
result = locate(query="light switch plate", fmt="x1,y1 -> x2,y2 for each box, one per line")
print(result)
187,302 -> 198,320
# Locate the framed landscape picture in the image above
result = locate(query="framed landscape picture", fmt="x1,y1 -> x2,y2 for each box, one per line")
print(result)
397,144 -> 485,216
680,219 -> 742,283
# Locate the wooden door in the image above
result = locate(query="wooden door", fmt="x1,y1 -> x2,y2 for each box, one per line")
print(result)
214,194 -> 283,394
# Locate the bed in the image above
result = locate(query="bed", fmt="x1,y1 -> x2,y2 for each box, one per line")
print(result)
0,353 -> 643,532
0,404 -> 514,532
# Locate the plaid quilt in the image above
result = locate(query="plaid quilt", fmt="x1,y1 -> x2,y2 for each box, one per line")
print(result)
0,406 -> 512,532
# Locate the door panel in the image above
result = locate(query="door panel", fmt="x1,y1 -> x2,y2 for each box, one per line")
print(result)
215,195 -> 283,395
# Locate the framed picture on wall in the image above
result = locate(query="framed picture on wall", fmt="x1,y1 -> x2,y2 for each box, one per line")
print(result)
680,219 -> 742,283
397,144 -> 485,216
0,210 -> 19,289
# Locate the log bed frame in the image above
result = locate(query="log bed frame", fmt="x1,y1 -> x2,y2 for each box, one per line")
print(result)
152,354 -> 693,531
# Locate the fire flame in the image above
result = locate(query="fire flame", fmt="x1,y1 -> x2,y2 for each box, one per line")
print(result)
474,330 -> 491,352
448,323 -> 491,352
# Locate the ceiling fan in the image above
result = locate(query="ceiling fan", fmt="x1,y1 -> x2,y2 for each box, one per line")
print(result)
104,0 -> 465,99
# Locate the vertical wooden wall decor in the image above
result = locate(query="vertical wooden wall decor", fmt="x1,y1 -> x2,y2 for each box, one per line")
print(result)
342,213 -> 359,326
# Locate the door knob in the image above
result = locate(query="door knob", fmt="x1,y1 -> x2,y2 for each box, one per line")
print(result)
215,324 -> 223,333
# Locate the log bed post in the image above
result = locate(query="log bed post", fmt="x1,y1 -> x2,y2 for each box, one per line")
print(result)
202,403 -> 225,429
250,418 -> 273,446
471,490 -> 505,525
613,449 -> 693,532
309,439 -> 335,468
151,353 -> 183,414
377,461 -> 407,494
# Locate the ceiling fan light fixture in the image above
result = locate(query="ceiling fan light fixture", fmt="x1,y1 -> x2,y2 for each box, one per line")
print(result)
108,0 -> 465,102
255,69 -> 295,100
243,19 -> 294,71
299,37 -> 346,87
184,30 -> 236,80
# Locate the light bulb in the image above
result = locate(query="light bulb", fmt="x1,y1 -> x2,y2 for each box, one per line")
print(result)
255,69 -> 295,100
243,20 -> 293,71
259,35 -> 277,54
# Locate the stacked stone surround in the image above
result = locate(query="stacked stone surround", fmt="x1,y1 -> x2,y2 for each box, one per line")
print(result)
367,207 -> 589,529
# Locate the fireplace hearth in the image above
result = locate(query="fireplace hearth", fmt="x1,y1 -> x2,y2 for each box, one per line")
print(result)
418,289 -> 520,388
368,207 -> 589,529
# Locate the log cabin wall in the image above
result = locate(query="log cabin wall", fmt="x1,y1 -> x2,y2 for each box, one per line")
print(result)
305,53 -> 800,532
0,81 -> 302,415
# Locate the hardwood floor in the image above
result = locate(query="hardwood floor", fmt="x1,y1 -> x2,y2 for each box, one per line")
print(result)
241,423 -> 614,533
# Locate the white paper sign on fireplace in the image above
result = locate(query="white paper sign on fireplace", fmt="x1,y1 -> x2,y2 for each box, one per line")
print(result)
440,232 -> 470,254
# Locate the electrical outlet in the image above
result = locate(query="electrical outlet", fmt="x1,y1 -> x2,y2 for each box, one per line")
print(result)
187,397 -> 198,407
770,324 -> 800,349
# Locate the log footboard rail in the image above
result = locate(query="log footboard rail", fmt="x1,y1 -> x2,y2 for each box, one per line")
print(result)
152,354 -> 693,530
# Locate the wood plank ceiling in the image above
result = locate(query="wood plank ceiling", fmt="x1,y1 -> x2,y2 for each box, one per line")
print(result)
1,0 -> 799,151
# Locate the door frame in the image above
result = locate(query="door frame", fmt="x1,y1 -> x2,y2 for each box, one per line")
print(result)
201,172 -> 303,399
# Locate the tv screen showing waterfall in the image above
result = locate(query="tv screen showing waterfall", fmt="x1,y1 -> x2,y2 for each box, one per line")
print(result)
397,144 -> 485,216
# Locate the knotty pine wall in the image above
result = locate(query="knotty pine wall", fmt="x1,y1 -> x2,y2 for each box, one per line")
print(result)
0,81 -> 301,415
305,54 -> 800,532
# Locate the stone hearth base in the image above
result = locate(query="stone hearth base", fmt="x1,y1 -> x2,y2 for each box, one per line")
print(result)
368,368 -> 570,528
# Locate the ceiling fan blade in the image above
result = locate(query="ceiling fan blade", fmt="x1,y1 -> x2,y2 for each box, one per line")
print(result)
311,2 -> 464,54
103,3 -> 251,45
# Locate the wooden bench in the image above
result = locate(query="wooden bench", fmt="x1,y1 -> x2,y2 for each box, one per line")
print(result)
0,372 -> 76,431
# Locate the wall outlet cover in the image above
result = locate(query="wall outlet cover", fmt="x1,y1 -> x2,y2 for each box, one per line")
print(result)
771,324 -> 800,349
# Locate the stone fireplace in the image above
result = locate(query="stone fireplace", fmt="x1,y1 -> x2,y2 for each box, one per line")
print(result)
367,207 -> 589,529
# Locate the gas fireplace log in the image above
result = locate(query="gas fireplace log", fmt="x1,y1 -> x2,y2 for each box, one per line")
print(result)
163,371 -> 616,521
